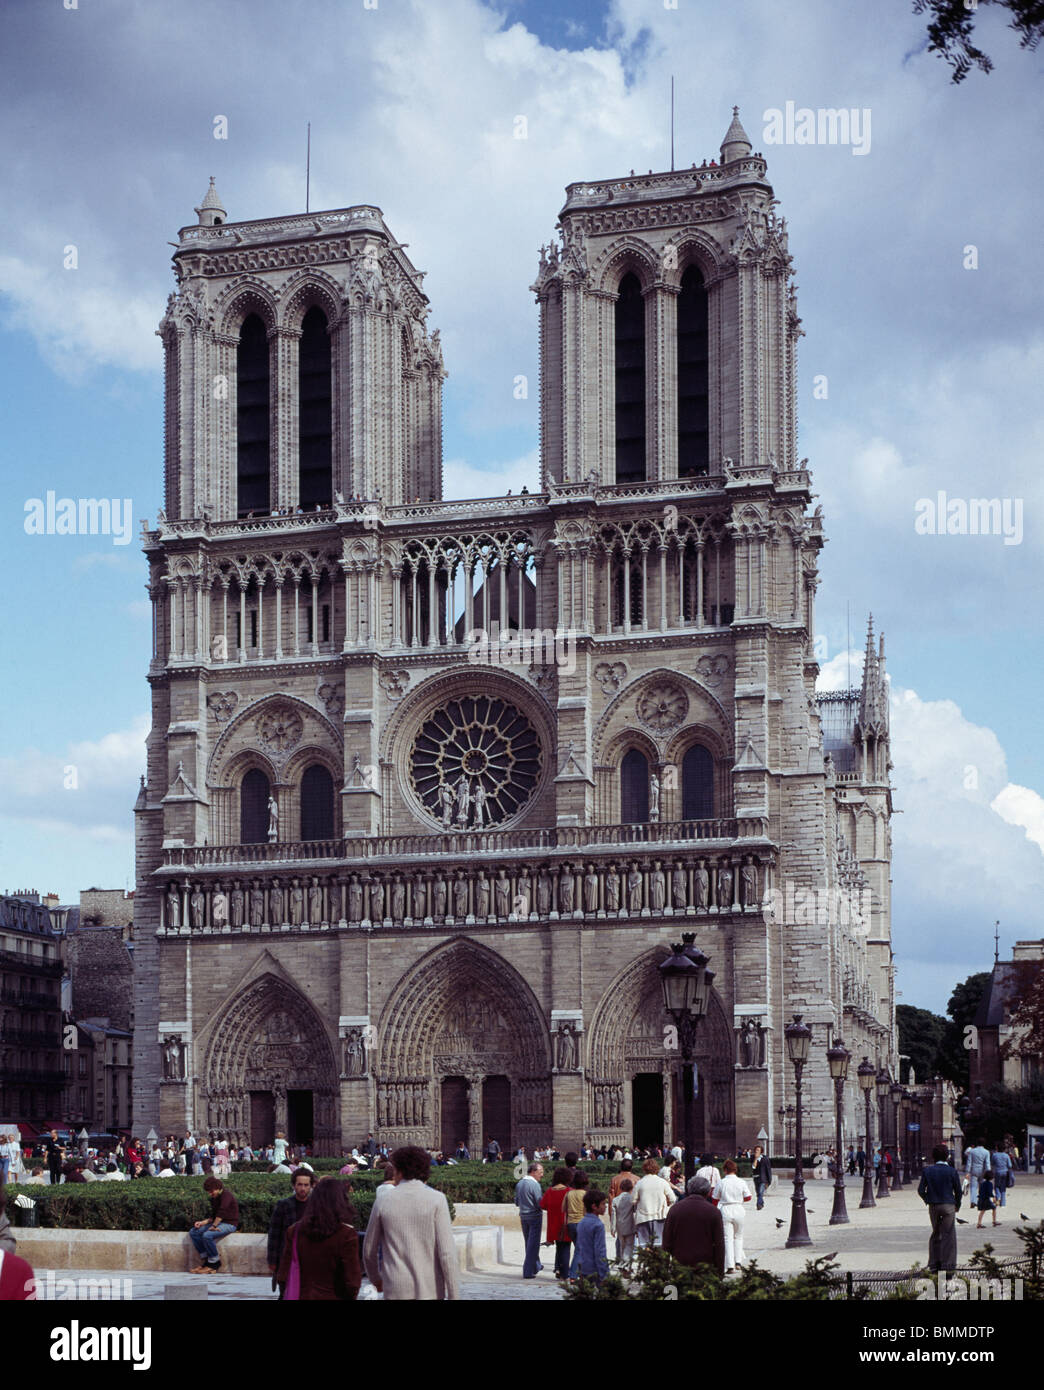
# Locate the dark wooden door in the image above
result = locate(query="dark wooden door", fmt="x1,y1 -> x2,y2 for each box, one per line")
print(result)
481,1075 -> 511,1154
441,1077 -> 469,1155
250,1090 -> 274,1149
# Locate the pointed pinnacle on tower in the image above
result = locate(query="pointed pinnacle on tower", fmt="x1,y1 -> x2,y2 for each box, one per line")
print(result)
195,176 -> 227,227
720,106 -> 753,164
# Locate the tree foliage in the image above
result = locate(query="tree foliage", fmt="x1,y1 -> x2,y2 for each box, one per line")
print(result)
935,971 -> 991,1087
897,1004 -> 947,1084
1001,959 -> 1044,1061
966,1080 -> 1044,1145
912,0 -> 1044,82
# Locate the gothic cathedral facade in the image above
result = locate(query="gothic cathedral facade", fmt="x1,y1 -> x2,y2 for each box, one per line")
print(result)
134,112 -> 896,1156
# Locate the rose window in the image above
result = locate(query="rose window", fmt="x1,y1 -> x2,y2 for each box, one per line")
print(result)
410,696 -> 542,827
636,682 -> 688,733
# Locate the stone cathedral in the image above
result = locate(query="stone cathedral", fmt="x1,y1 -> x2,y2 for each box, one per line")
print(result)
134,111 -> 897,1157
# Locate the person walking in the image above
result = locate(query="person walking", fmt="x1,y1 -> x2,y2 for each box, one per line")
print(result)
277,1176 -> 361,1300
695,1153 -> 722,1203
751,1145 -> 772,1210
564,1168 -> 590,1278
515,1161 -> 545,1279
632,1157 -> 676,1248
362,1145 -> 459,1300
539,1167 -> 572,1281
609,1157 -> 635,1201
846,1145 -> 856,1176
964,1140 -> 989,1205
484,1135 -> 502,1164
574,1189 -> 610,1285
855,1146 -> 865,1177
267,1169 -> 316,1296
610,1176 -> 636,1265
189,1176 -> 239,1273
717,1158 -> 752,1272
990,1145 -> 1013,1208
918,1144 -> 963,1274
976,1170 -> 999,1230
44,1130 -> 64,1186
662,1175 -> 726,1276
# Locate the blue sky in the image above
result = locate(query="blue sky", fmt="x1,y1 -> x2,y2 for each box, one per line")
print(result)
0,0 -> 1041,1013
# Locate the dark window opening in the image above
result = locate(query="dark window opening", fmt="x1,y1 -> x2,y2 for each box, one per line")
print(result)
321,603 -> 330,644
621,748 -> 650,824
678,265 -> 709,477
615,273 -> 646,483
300,764 -> 335,841
237,314 -> 271,516
682,744 -> 715,820
250,609 -> 258,648
240,768 -> 270,844
299,306 -> 332,509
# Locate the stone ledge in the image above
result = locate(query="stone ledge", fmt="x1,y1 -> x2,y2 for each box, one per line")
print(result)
13,1223 -> 504,1275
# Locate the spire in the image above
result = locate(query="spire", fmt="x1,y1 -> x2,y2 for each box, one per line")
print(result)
994,920 -> 1000,966
720,106 -> 752,164
859,613 -> 885,737
194,176 -> 227,227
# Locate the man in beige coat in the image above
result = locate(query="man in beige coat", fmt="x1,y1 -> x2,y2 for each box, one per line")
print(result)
363,1146 -> 460,1300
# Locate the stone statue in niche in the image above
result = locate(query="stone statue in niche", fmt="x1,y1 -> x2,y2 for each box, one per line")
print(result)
267,794 -> 279,841
605,864 -> 620,912
370,878 -> 385,922
439,780 -> 454,828
738,1017 -> 764,1068
453,871 -> 469,918
249,881 -> 265,927
584,867 -> 599,913
649,861 -> 666,912
309,877 -> 323,923
343,1028 -> 367,1077
454,776 -> 470,828
514,870 -> 531,917
672,863 -> 687,909
536,871 -> 552,916
433,874 -> 447,918
411,873 -> 426,919
347,875 -> 362,922
211,887 -> 228,928
391,875 -> 405,921
190,886 -> 205,929
166,885 -> 181,930
472,781 -> 487,828
162,1035 -> 185,1081
289,879 -> 304,925
230,883 -> 245,928
495,870 -> 511,918
555,1022 -> 580,1072
627,863 -> 643,914
742,859 -> 758,908
695,861 -> 709,910
650,772 -> 661,821
269,879 -> 285,924
716,864 -> 733,912
475,872 -> 491,917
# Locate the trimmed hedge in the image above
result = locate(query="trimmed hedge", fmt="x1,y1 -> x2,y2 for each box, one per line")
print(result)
5,1175 -> 377,1234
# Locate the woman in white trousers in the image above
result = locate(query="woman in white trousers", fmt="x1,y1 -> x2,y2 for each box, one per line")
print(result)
717,1158 -> 753,1271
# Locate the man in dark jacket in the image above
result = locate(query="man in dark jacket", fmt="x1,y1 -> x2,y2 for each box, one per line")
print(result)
751,1145 -> 772,1210
662,1175 -> 725,1276
918,1144 -> 963,1273
267,1169 -> 315,1295
190,1176 -> 240,1273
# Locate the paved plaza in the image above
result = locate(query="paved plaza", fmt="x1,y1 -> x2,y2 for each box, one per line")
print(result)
25,1175 -> 1043,1301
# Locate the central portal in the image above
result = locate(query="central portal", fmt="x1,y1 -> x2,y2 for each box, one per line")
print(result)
440,1076 -> 469,1155
288,1089 -> 314,1147
481,1075 -> 511,1154
632,1072 -> 664,1148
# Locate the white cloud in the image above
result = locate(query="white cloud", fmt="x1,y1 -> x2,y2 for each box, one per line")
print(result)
992,784 -> 1044,854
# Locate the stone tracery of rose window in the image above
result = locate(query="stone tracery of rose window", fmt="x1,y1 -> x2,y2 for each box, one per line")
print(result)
409,696 -> 542,827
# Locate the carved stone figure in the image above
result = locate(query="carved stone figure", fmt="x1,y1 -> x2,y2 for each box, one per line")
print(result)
289,879 -> 304,925
347,875 -> 362,922
411,874 -> 426,919
649,860 -> 666,911
455,775 -> 470,827
343,1028 -> 367,1077
555,1022 -> 579,1071
370,878 -> 385,922
433,874 -> 447,918
391,875 -> 405,921
584,867 -> 599,913
627,863 -> 643,914
475,872 -> 491,917
739,1017 -> 762,1068
249,881 -> 264,927
514,870 -> 531,917
162,1035 -> 184,1081
695,861 -> 709,910
672,863 -> 687,909
717,864 -> 733,912
267,794 -> 279,841
650,772 -> 661,821
190,886 -> 205,929
605,865 -> 620,912
439,781 -> 454,828
472,781 -> 487,828
270,879 -> 285,924
230,883 -> 245,927
536,871 -> 552,916
166,885 -> 181,930
309,877 -> 323,923
559,865 -> 574,914
211,887 -> 228,928
742,859 -> 758,908
453,871 -> 469,918
495,870 -> 511,918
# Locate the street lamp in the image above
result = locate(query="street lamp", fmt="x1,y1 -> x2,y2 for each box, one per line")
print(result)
902,1088 -> 913,1183
875,1068 -> 892,1198
826,1035 -> 851,1225
784,1014 -> 813,1248
890,1081 -> 905,1190
659,934 -> 713,1183
857,1057 -> 877,1209
912,1089 -> 928,1175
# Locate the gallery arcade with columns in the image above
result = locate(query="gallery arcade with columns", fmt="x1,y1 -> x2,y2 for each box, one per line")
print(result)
134,112 -> 897,1157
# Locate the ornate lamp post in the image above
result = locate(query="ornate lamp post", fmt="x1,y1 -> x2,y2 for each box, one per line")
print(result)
826,1035 -> 851,1225
784,1015 -> 813,1248
857,1057 -> 876,1209
902,1088 -> 913,1183
875,1068 -> 892,1198
890,1081 -> 905,1190
659,934 -> 713,1184
912,1089 -> 928,1175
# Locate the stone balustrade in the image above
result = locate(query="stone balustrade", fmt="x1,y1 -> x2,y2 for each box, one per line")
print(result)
156,844 -> 773,936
